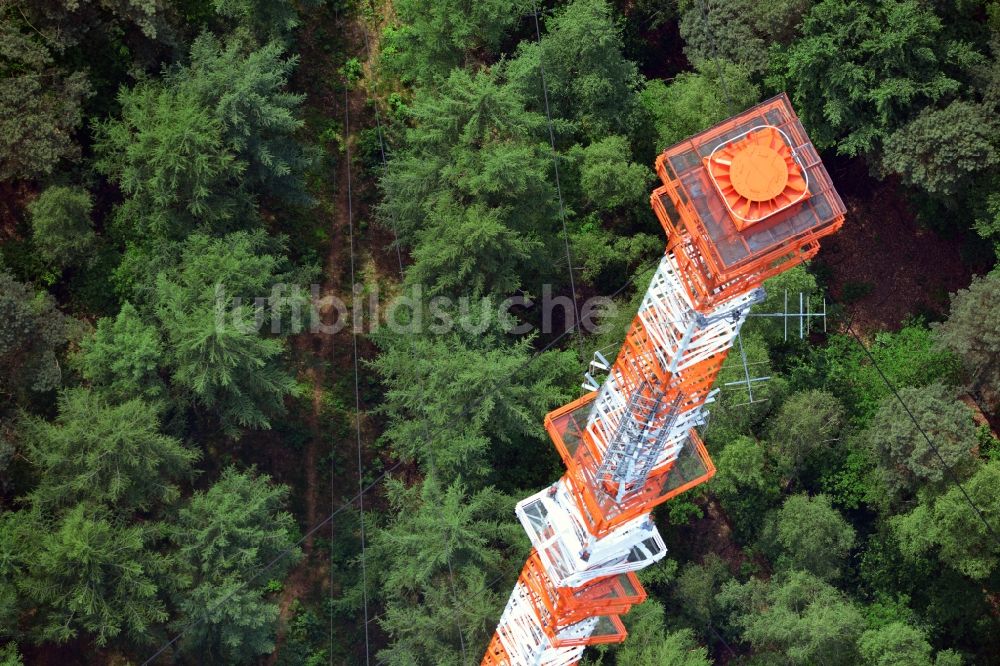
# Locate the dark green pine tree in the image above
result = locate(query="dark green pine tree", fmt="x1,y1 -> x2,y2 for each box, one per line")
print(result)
167,467 -> 300,664
864,383 -> 979,507
383,0 -> 530,84
95,31 -> 309,243
378,68 -> 557,298
504,0 -> 644,141
372,476 -> 524,666
152,231 -> 308,436
19,387 -> 198,515
372,301 -> 576,482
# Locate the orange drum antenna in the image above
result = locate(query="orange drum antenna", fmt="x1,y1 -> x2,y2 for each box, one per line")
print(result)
705,125 -> 810,229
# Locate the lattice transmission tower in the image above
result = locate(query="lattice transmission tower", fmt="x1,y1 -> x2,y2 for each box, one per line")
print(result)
481,94 -> 846,665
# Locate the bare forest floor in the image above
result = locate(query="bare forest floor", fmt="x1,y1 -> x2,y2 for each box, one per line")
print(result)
818,156 -> 990,332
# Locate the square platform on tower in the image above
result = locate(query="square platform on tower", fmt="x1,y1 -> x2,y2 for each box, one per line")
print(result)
543,392 -> 716,536
652,93 -> 845,293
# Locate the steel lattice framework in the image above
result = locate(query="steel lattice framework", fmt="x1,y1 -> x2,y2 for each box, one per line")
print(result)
481,94 -> 846,666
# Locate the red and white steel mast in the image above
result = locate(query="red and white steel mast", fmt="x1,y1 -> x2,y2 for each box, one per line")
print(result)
481,95 -> 846,666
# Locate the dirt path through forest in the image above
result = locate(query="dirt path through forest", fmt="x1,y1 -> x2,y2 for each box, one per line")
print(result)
269,6 -> 385,662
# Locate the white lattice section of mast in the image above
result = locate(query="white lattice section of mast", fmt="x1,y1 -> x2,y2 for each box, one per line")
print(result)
585,254 -> 763,478
494,253 -> 763,665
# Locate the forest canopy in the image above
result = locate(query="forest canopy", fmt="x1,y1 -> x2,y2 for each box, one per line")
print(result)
0,0 -> 998,664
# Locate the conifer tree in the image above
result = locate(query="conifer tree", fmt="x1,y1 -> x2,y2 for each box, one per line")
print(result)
384,0 -> 529,84
865,383 -> 979,505
19,387 -> 197,515
505,0 -> 644,140
152,231 -> 306,436
378,68 -> 557,297
372,302 -> 575,481
78,302 -> 167,403
372,476 -> 522,666
18,505 -> 168,646
95,32 -> 308,242
168,467 -> 300,663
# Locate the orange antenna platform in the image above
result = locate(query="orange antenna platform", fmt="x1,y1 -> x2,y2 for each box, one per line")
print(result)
482,94 -> 845,665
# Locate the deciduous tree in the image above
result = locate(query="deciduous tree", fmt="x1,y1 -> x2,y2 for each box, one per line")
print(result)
865,383 -> 979,504
859,622 -> 934,666
720,571 -> 865,665
711,436 -> 781,539
816,324 -> 962,421
893,461 -> 1000,580
639,61 -> 759,152
672,554 -> 732,636
759,493 -> 856,581
767,389 -> 845,479
616,601 -> 711,666
576,135 -> 651,211
0,272 -> 71,402
704,330 -> 786,445
881,100 -> 1000,195
934,271 -> 1000,409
